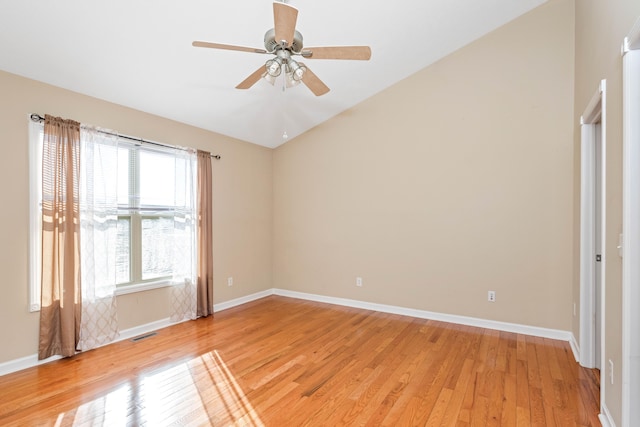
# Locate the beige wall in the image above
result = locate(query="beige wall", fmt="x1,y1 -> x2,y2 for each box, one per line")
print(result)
4,4 -> 637,422
0,70 -> 273,364
573,0 -> 640,424
274,0 -> 575,330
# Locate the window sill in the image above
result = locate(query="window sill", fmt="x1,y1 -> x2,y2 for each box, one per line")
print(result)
115,280 -> 172,296
29,280 -> 171,312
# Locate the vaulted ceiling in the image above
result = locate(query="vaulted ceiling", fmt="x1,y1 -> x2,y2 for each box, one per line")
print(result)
0,0 -> 546,148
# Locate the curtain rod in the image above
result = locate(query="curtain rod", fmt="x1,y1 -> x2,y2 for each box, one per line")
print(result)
30,114 -> 221,160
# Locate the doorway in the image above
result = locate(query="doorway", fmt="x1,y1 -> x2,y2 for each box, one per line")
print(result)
579,80 -> 606,373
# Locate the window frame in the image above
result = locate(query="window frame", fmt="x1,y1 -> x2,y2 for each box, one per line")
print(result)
28,120 -> 42,312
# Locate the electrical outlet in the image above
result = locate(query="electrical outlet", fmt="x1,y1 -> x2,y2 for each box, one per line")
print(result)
488,291 -> 496,302
356,277 -> 363,287
227,277 -> 233,287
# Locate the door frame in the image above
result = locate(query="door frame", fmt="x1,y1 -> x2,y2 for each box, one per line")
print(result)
579,80 -> 606,374
621,19 -> 640,427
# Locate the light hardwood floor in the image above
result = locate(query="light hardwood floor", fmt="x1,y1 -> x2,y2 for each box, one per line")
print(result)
0,296 -> 600,426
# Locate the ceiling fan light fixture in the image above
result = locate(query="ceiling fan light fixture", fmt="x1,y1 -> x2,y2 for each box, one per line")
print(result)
265,58 -> 283,77
288,59 -> 306,81
285,72 -> 301,88
263,72 -> 277,86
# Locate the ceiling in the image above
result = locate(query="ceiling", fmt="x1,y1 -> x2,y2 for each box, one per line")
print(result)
0,0 -> 546,148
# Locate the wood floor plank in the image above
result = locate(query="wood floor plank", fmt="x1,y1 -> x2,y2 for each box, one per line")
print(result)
392,325 -> 467,425
438,358 -> 476,427
0,296 -> 601,426
516,358 -> 532,426
501,371 -> 517,426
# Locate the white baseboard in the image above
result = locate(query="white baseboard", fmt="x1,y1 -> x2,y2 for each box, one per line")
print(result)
0,288 -> 577,377
569,332 -> 580,362
114,317 -> 176,343
273,289 -> 574,343
0,353 -> 63,377
213,289 -> 274,313
599,402 -> 616,427
0,317 -> 177,377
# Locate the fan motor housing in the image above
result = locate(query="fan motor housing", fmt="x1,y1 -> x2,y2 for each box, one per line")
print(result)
264,28 -> 303,53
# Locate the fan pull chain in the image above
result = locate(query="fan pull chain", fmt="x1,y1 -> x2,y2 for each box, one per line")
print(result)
282,68 -> 288,140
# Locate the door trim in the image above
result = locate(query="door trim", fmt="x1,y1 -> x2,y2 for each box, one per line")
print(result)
621,17 -> 640,427
579,80 -> 606,374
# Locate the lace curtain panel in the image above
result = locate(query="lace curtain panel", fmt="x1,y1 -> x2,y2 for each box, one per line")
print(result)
77,126 -> 120,351
170,147 -> 198,322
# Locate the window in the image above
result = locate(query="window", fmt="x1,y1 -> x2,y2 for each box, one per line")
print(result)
116,146 -> 187,288
29,119 -> 195,310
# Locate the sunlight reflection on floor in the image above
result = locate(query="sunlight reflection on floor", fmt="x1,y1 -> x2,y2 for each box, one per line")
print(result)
60,350 -> 264,426
201,351 -> 264,426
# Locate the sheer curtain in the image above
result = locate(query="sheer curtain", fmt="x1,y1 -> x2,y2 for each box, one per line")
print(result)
170,148 -> 198,322
39,115 -> 82,360
166,148 -> 214,321
77,126 -> 120,350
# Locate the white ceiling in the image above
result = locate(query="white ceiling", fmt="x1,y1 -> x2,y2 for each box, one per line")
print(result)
0,0 -> 546,148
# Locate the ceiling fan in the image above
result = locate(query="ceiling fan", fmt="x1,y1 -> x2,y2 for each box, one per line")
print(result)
192,1 -> 371,96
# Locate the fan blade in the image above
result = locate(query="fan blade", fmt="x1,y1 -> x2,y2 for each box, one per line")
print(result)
273,2 -> 298,47
301,46 -> 371,60
300,64 -> 330,96
236,66 -> 266,89
192,41 -> 267,54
